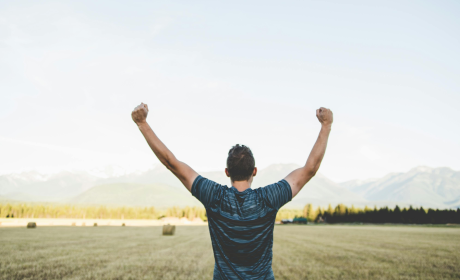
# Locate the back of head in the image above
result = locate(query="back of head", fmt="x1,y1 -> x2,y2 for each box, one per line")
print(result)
227,144 -> 255,181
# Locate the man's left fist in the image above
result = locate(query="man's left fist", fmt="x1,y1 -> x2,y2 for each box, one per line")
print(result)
132,103 -> 149,125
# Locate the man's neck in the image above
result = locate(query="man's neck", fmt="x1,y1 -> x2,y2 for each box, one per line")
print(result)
232,180 -> 252,192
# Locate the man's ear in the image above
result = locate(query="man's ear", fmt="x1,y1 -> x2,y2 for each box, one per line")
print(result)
225,168 -> 230,177
253,167 -> 257,177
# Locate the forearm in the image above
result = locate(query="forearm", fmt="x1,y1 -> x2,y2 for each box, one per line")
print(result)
285,124 -> 331,197
303,124 -> 331,175
132,103 -> 198,191
137,122 -> 177,168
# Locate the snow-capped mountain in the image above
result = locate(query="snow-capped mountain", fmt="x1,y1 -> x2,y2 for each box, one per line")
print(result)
1,164 -> 459,209
340,166 -> 460,209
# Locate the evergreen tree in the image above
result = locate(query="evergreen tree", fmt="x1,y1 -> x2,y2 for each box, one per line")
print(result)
303,204 -> 314,222
315,207 -> 323,222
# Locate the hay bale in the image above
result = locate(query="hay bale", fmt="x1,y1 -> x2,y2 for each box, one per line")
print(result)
93,223 -> 98,227
122,223 -> 126,226
27,222 -> 37,228
163,224 -> 175,236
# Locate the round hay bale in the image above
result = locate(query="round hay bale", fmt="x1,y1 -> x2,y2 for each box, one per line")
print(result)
93,223 -> 98,227
162,224 -> 175,236
122,223 -> 125,226
71,222 -> 76,226
27,222 -> 37,228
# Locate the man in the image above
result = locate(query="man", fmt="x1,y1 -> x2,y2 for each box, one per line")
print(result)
132,103 -> 333,280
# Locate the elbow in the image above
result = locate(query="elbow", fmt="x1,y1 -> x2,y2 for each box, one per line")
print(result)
304,160 -> 321,178
306,167 -> 318,178
160,156 -> 178,171
160,158 -> 173,170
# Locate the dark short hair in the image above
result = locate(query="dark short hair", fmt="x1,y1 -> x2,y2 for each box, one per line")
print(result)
227,144 -> 255,181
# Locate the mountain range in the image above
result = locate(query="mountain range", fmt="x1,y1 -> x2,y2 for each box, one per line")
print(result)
0,164 -> 459,209
340,166 -> 460,209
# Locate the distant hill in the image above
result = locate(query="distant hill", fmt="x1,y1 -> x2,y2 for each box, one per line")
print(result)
290,173 -> 368,208
0,170 -> 100,201
69,183 -> 201,208
0,192 -> 43,202
2,164 -> 459,209
62,164 -> 364,208
251,164 -> 367,208
0,195 -> 17,203
340,166 -> 460,209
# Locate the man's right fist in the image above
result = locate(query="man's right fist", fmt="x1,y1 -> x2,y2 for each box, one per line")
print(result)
316,107 -> 333,127
132,103 -> 149,125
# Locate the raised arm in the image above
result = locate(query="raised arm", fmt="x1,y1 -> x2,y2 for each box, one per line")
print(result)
284,107 -> 333,198
131,103 -> 198,192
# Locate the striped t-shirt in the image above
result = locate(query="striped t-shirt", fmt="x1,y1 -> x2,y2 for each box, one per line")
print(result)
192,175 -> 292,280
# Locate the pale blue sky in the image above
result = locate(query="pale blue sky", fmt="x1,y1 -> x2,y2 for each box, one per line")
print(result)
1,1 -> 459,181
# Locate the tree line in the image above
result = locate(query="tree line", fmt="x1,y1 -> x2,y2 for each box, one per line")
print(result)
1,203 -> 459,224
300,204 -> 460,224
0,203 -> 205,221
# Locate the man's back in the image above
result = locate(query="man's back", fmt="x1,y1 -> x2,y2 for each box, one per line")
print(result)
131,103 -> 332,279
192,176 -> 292,280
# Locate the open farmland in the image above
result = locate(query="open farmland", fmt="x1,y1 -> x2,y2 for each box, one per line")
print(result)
0,225 -> 459,279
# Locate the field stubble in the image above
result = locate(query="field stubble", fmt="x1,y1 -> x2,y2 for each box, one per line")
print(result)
0,225 -> 459,279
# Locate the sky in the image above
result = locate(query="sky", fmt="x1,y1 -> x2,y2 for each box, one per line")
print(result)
1,0 -> 459,182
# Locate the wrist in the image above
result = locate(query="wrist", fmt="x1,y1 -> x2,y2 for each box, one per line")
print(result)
321,124 -> 332,130
137,121 -> 149,129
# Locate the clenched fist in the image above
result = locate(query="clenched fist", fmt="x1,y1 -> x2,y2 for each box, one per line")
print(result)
316,107 -> 333,127
132,103 -> 149,125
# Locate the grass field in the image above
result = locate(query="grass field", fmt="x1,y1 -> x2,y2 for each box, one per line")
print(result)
1,225 -> 459,279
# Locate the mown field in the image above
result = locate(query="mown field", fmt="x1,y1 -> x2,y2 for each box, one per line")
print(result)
0,225 -> 459,280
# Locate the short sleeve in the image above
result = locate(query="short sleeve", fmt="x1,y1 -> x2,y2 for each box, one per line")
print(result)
191,175 -> 224,208
260,179 -> 292,210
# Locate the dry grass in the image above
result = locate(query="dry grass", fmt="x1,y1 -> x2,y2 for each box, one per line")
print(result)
272,225 -> 460,280
0,225 -> 459,279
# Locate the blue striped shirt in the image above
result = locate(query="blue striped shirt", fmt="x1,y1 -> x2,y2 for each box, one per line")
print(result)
192,175 -> 292,280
